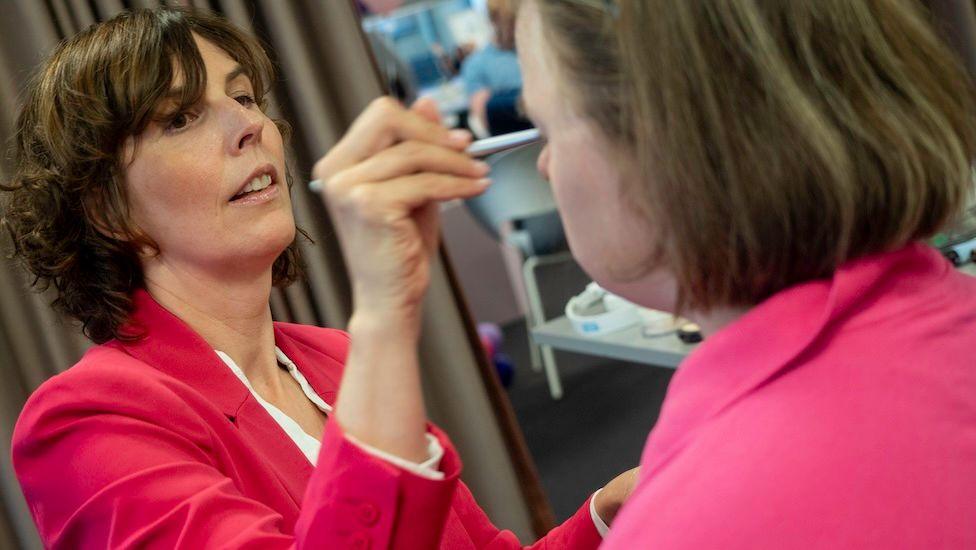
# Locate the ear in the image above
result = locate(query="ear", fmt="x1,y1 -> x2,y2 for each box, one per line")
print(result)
83,192 -> 157,259
82,189 -> 128,242
85,144 -> 138,241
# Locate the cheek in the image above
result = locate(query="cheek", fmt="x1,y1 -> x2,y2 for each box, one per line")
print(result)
125,149 -> 220,237
266,119 -> 286,155
548,146 -> 656,283
547,146 -> 618,247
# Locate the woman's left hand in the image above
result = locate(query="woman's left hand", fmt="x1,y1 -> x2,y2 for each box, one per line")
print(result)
594,467 -> 641,526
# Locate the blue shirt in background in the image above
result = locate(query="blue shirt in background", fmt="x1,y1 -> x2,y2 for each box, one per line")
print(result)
460,44 -> 523,95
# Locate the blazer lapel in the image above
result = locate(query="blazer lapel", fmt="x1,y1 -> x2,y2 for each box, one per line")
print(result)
120,289 -> 250,418
233,398 -> 315,504
117,289 -> 316,505
272,324 -> 345,407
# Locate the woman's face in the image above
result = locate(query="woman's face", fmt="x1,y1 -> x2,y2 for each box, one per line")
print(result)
516,2 -> 677,309
123,36 -> 294,282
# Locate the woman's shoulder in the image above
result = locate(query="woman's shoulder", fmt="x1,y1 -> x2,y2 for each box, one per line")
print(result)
12,343 -> 210,448
23,343 -> 174,404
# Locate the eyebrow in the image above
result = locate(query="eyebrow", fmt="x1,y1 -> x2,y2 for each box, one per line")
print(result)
224,65 -> 249,85
162,64 -> 250,99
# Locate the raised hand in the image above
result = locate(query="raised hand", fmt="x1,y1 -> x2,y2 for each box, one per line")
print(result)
314,97 -> 491,328
317,97 -> 490,462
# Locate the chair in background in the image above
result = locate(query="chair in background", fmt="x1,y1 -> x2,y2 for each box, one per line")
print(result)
484,88 -> 534,136
407,53 -> 447,88
464,141 -> 570,399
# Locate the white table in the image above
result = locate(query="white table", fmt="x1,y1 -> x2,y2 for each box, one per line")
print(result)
531,316 -> 694,368
531,262 -> 976,368
418,78 -> 469,127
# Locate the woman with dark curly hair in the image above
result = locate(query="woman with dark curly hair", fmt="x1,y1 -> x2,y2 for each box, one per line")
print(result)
9,0 -> 976,547
2,7 -> 635,549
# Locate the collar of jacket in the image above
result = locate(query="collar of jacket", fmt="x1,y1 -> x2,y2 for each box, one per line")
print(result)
641,242 -> 952,474
114,288 -> 348,420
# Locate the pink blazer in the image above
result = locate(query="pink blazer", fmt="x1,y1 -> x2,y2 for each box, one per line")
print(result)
604,243 -> 976,549
12,289 -> 601,549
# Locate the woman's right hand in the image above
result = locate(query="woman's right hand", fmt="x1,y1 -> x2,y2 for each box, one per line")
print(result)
313,96 -> 491,331
317,97 -> 490,462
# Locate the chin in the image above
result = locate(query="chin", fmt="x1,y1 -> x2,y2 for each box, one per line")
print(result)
267,207 -> 297,239
267,223 -> 298,255
574,245 -> 679,313
242,220 -> 297,266
600,276 -> 679,314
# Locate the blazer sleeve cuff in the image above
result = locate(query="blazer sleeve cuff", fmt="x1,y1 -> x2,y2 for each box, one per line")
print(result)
588,489 -> 610,537
533,494 -> 604,550
344,431 -> 445,480
295,419 -> 460,550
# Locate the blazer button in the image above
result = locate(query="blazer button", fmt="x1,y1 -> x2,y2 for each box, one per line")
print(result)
358,502 -> 380,526
349,531 -> 371,549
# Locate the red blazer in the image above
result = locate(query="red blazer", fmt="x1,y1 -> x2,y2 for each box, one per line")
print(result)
12,289 -> 601,549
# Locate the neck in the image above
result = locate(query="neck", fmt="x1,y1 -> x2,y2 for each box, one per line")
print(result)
685,305 -> 749,338
600,269 -> 749,338
142,258 -> 278,385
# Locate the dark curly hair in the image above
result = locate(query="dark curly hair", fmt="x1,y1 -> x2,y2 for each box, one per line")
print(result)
1,8 -> 304,344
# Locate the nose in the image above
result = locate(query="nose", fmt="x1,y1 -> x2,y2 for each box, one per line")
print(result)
227,100 -> 264,155
536,143 -> 551,181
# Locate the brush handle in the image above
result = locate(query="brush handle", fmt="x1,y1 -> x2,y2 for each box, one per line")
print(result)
464,128 -> 541,158
308,128 -> 541,193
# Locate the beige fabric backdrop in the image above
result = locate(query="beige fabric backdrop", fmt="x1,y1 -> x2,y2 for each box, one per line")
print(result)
0,1 -> 550,548
3,1 -> 973,548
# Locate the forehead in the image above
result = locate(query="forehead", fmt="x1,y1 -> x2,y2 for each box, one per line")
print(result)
514,2 -> 538,64
194,35 -> 238,67
168,35 -> 240,86
515,4 -> 552,116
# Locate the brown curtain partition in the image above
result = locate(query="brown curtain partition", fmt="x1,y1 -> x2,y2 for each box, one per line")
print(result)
0,1 -> 551,548
2,0 -> 975,548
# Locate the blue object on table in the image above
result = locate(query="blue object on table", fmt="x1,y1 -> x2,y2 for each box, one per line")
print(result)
493,353 -> 515,387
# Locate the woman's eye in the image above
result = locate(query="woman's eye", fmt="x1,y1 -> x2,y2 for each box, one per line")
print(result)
234,94 -> 256,107
165,111 -> 198,132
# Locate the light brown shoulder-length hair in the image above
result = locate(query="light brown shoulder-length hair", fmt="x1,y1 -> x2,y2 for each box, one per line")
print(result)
531,0 -> 976,312
1,7 -> 304,344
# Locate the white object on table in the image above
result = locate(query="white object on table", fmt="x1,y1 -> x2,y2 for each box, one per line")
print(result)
535,261 -> 976,369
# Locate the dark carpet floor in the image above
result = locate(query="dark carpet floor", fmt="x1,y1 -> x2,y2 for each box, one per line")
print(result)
496,259 -> 676,522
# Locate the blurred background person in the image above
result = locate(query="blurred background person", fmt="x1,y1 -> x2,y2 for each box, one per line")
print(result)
461,0 -> 530,135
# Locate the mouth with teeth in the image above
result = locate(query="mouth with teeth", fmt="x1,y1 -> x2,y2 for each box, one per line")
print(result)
230,170 -> 277,203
